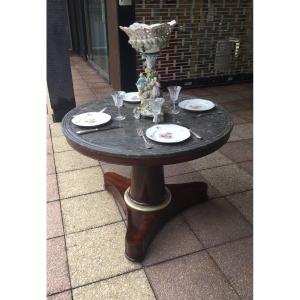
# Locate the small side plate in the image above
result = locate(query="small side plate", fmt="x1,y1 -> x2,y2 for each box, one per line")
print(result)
178,99 -> 215,112
124,92 -> 140,103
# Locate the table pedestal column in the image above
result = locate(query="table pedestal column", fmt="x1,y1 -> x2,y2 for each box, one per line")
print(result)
104,165 -> 208,262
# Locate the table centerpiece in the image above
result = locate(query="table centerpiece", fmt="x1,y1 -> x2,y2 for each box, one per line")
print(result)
120,20 -> 176,116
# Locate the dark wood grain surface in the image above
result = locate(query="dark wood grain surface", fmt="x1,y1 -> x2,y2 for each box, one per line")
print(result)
62,95 -> 233,165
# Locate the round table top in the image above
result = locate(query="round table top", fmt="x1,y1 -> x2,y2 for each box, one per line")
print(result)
62,95 -> 233,166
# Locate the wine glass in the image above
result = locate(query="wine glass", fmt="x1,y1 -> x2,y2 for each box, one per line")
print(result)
112,91 -> 126,121
167,86 -> 182,114
151,97 -> 165,124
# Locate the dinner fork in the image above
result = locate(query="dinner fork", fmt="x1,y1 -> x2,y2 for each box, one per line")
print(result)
137,128 -> 153,149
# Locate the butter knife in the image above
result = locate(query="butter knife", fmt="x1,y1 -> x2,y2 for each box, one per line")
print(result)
76,126 -> 121,135
176,120 -> 203,139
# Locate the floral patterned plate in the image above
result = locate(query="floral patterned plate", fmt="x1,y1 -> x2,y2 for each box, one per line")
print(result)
72,112 -> 111,127
146,124 -> 190,143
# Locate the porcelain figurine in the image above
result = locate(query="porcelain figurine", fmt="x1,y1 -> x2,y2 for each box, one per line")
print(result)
136,73 -> 147,91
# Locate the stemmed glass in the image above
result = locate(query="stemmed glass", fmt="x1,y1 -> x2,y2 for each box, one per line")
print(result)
151,97 -> 165,124
112,91 -> 126,121
167,86 -> 182,114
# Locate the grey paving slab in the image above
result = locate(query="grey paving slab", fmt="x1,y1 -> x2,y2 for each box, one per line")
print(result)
73,270 -> 155,300
208,237 -> 253,299
66,222 -> 140,287
166,171 -> 221,199
48,291 -> 72,300
200,164 -> 253,196
47,174 -> 59,202
50,123 -> 63,137
47,237 -> 70,295
143,215 -> 203,266
238,161 -> 253,175
227,190 -> 253,224
47,201 -> 64,239
232,123 -> 253,140
54,150 -> 99,173
61,191 -> 122,234
57,166 -> 104,199
164,162 -> 195,177
183,198 -> 252,247
52,136 -> 73,152
47,154 -> 56,175
188,150 -> 233,171
146,251 -> 239,300
220,140 -> 253,162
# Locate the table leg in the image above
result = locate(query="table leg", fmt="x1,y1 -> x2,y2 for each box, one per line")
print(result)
104,165 -> 208,262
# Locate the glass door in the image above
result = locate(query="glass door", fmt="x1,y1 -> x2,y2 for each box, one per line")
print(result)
85,0 -> 109,80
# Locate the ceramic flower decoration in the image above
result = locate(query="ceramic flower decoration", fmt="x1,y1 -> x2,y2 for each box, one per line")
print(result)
120,20 -> 177,115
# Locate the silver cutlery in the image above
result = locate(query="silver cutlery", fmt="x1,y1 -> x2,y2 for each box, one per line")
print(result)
76,125 -> 121,135
175,120 -> 203,139
193,111 -> 223,118
137,127 -> 153,149
98,107 -> 107,114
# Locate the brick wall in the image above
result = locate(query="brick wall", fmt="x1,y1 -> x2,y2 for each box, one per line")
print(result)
135,0 -> 253,85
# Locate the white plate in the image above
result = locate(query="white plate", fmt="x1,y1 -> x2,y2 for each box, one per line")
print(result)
124,92 -> 140,103
146,124 -> 191,144
72,112 -> 111,127
141,110 -> 153,117
178,99 -> 215,111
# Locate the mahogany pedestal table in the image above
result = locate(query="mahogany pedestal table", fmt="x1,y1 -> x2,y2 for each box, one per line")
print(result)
62,95 -> 233,262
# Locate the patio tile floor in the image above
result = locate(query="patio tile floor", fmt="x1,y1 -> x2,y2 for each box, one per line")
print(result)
226,190 -> 253,224
143,215 -> 203,266
57,166 -> 104,199
48,291 -> 72,300
165,171 -> 222,199
47,138 -> 53,154
183,197 -> 252,248
52,136 -> 73,152
235,109 -> 253,122
47,237 -> 71,295
164,161 -> 195,177
238,160 -> 253,175
188,150 -> 233,171
231,114 -> 249,124
200,164 -> 253,196
220,140 -> 253,162
231,123 -> 253,140
47,174 -> 59,202
54,150 -> 99,173
47,201 -> 64,239
50,123 -> 63,137
208,237 -> 253,299
73,270 -> 155,300
47,154 -> 56,175
66,223 -> 141,287
61,191 -> 122,234
46,54 -> 253,298
145,251 -> 239,299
